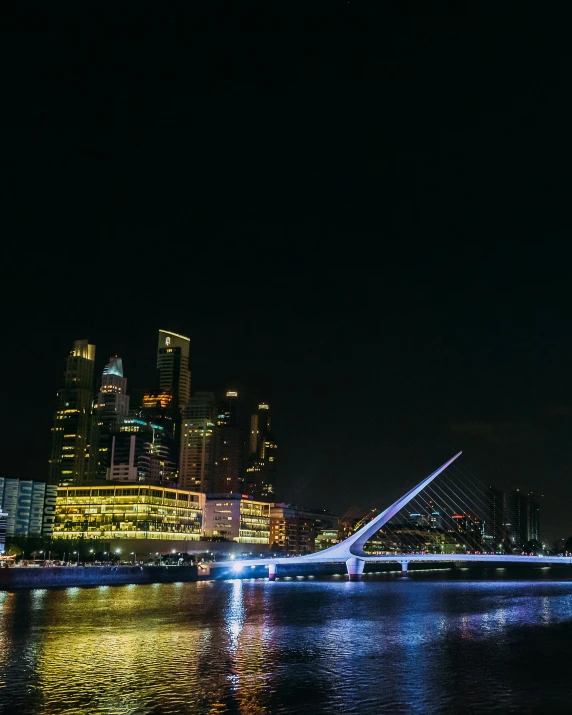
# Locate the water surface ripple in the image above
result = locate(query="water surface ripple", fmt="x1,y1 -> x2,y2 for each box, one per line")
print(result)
2,576 -> 572,714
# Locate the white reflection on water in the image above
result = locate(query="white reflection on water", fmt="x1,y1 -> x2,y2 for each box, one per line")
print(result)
225,578 -> 244,655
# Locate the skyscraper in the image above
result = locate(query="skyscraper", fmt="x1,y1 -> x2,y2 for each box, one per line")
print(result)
88,356 -> 130,481
508,489 -> 541,549
156,330 -> 190,470
245,402 -> 277,501
482,486 -> 508,551
156,330 -> 191,416
107,418 -> 176,484
527,493 -> 541,543
213,390 -> 245,493
179,392 -> 217,492
49,339 -> 96,487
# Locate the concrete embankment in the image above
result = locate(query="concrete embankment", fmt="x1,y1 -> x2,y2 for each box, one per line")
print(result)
0,561 -> 426,589
3,560 -> 566,590
0,565 -> 206,590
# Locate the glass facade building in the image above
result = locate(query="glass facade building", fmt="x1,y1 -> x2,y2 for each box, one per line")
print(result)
0,478 -> 57,537
246,403 -> 277,501
54,485 -> 205,541
204,494 -> 271,544
49,339 -> 96,486
179,392 -> 217,492
88,356 -> 130,481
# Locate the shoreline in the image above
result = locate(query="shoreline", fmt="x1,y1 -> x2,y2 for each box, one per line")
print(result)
2,561 -> 572,590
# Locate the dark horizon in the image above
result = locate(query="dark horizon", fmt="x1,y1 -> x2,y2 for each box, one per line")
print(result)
2,3 -> 572,539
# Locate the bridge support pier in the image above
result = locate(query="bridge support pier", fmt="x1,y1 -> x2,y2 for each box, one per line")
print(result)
398,560 -> 410,576
268,563 -> 277,581
346,557 -> 365,581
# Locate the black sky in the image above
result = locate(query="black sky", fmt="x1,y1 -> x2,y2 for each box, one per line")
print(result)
2,2 -> 572,539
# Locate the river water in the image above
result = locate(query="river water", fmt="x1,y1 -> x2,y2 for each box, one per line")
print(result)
2,572 -> 572,714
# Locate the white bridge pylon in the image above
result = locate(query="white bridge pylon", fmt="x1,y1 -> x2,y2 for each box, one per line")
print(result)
300,450 -> 462,579
220,451 -> 572,580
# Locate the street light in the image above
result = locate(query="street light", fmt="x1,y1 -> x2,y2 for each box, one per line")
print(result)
130,551 -> 135,564
73,551 -> 79,566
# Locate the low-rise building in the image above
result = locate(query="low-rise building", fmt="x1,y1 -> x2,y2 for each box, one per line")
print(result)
270,504 -> 339,554
0,478 -> 57,538
203,494 -> 271,544
315,528 -> 340,552
54,484 -> 204,541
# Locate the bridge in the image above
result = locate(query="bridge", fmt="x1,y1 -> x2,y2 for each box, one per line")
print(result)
219,452 -> 572,580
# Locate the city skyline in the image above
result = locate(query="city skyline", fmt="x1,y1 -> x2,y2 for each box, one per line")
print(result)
44,332 -> 279,500
3,5 -> 572,714
3,4 -> 572,539
0,327 -> 551,544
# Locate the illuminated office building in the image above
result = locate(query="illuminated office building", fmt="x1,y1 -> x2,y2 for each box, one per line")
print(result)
142,389 -> 173,411
0,511 -> 6,553
451,513 -> 482,545
156,329 -> 191,469
528,495 -> 540,542
270,504 -> 338,554
179,392 -> 217,492
482,486 -> 508,551
157,329 -> 190,415
49,339 -> 96,486
88,356 -> 130,481
213,390 -> 245,493
203,494 -> 271,544
508,489 -> 541,548
108,418 -> 176,484
245,403 -> 277,501
138,389 -> 178,477
140,390 -> 175,440
0,477 -> 57,537
53,484 -> 204,541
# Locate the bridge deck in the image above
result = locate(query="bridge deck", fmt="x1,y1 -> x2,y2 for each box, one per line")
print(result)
217,554 -> 572,569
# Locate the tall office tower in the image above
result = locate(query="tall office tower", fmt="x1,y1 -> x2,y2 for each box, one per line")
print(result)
213,390 -> 245,493
245,402 -> 277,501
527,493 -> 541,542
140,390 -> 177,478
156,330 -> 190,471
49,339 -> 96,487
88,357 -> 130,481
483,486 -> 508,551
107,418 -> 176,484
508,489 -> 541,549
179,392 -> 217,492
157,329 -> 190,415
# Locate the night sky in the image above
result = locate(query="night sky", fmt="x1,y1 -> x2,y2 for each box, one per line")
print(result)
3,3 -> 572,539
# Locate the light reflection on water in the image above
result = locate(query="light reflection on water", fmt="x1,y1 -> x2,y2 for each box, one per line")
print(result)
1,578 -> 572,714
